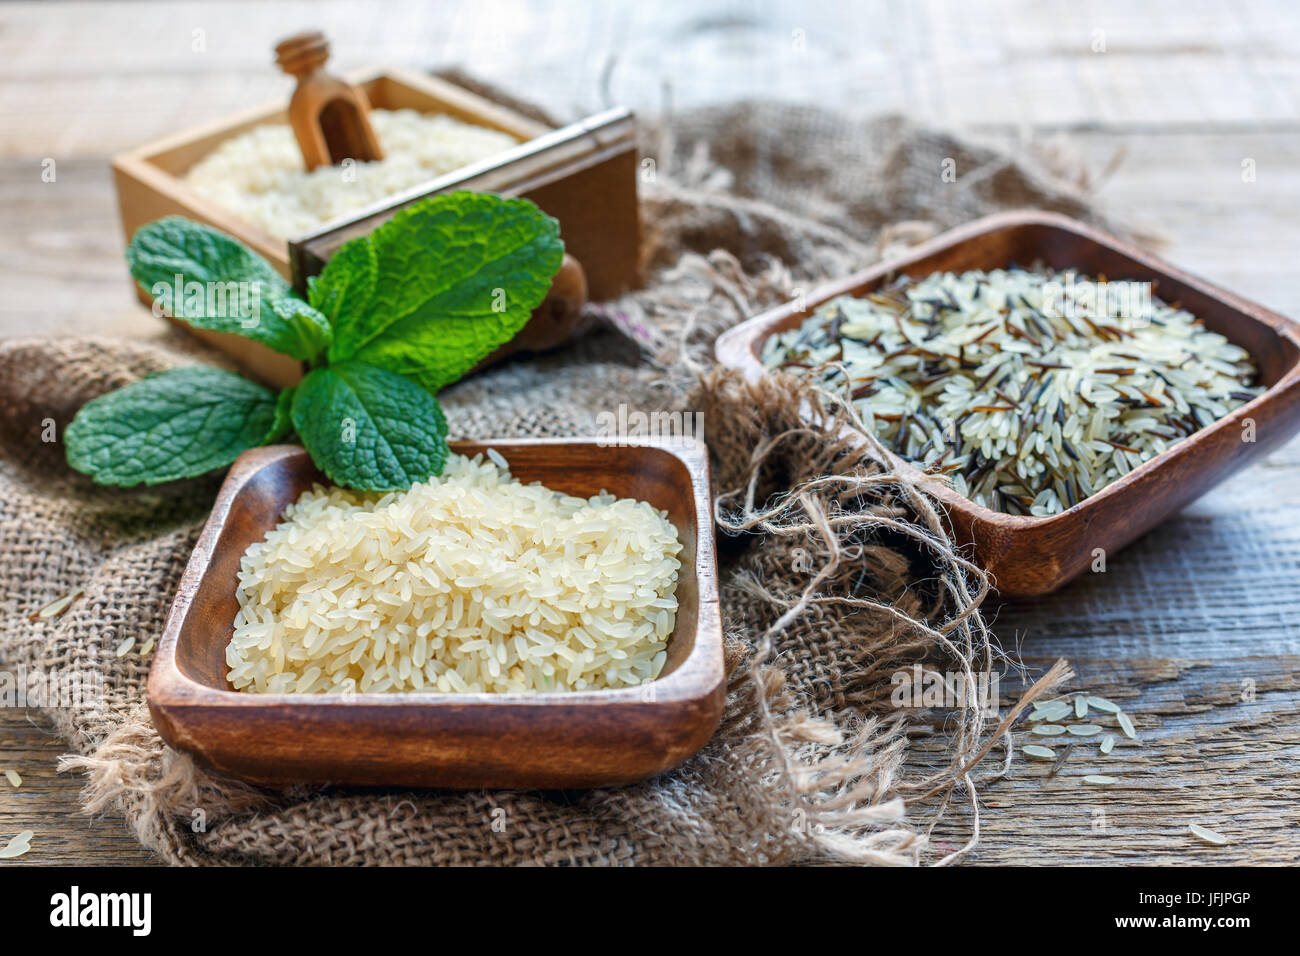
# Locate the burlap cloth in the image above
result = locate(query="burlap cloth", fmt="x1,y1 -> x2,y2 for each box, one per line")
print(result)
0,100 -> 1096,865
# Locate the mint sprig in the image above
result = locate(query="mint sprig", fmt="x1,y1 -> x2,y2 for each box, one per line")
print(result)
292,362 -> 448,491
127,217 -> 330,362
306,234 -> 376,331
322,193 -> 563,392
67,192 -> 564,492
263,386 -> 295,445
64,367 -> 278,486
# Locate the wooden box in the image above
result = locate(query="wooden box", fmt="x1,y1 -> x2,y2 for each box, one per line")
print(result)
112,67 -> 640,387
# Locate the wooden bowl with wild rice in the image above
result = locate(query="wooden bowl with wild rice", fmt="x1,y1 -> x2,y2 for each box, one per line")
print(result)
147,437 -> 724,789
716,211 -> 1300,598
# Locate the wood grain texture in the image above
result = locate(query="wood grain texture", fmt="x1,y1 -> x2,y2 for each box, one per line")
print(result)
926,655 -> 1300,864
715,210 -> 1300,597
2,0 -> 1298,865
0,710 -> 158,866
148,440 -> 724,789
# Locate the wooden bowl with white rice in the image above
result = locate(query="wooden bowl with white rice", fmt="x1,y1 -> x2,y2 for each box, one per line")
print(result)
146,438 -> 724,789
716,211 -> 1300,598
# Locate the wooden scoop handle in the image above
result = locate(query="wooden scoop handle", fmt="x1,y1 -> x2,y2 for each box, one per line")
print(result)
275,31 -> 383,171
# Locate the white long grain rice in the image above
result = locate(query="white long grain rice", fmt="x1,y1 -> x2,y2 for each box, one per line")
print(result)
763,266 -> 1264,515
0,830 -> 32,859
1189,822 -> 1228,845
184,109 -> 519,239
226,453 -> 682,695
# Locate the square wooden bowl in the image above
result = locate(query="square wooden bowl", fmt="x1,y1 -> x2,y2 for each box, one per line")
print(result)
113,67 -> 640,388
146,438 -> 724,789
715,211 -> 1300,598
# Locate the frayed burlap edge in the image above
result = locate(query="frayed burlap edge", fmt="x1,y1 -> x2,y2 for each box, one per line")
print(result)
691,367 -> 1073,863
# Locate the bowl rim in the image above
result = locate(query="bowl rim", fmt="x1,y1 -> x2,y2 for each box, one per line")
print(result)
147,435 -> 724,712
714,209 -> 1300,531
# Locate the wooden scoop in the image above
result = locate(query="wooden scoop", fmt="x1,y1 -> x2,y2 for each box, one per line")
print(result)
275,31 -> 383,171
274,34 -> 588,374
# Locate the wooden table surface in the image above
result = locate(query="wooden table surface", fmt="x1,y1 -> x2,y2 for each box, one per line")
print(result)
1,0 -> 1297,866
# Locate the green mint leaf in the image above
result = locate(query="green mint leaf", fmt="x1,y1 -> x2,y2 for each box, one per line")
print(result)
325,192 -> 563,392
127,217 -> 330,361
264,387 -> 295,444
291,361 -> 448,492
308,234 -> 376,330
65,366 -> 277,486
267,298 -> 332,363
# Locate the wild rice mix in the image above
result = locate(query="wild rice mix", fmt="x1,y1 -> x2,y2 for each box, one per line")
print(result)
762,266 -> 1263,515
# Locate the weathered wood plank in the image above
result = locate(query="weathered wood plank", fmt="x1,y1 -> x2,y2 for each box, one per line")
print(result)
1,0 -> 1298,866
927,655 -> 1300,865
0,710 -> 157,866
2,0 -> 1299,158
